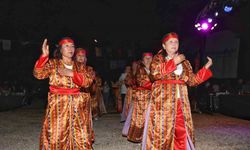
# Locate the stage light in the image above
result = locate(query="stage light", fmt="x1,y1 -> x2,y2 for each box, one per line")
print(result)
223,0 -> 234,13
208,18 -> 213,23
195,23 -> 200,28
201,23 -> 209,30
194,0 -> 221,32
224,5 -> 233,12
194,0 -> 245,32
214,11 -> 219,17
195,19 -> 218,32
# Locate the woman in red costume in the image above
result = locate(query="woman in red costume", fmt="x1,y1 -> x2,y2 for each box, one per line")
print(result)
75,48 -> 95,143
94,73 -> 107,116
34,38 -> 94,150
124,61 -> 138,117
127,53 -> 153,143
122,61 -> 138,136
142,32 -> 213,150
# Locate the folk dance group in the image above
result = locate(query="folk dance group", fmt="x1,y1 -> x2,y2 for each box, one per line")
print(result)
33,32 -> 213,150
121,32 -> 213,150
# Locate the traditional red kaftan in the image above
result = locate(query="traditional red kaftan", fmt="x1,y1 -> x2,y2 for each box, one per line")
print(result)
34,55 -> 94,150
142,51 -> 212,150
124,72 -> 136,117
127,63 -> 152,142
81,65 -> 95,143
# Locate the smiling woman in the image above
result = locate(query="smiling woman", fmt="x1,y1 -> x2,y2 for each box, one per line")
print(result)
141,32 -> 213,150
33,37 -> 95,150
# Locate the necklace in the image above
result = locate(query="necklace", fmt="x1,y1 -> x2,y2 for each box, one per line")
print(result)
62,60 -> 73,65
61,60 -> 73,70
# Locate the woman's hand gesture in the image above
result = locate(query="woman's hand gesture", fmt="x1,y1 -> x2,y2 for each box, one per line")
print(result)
42,39 -> 49,57
204,56 -> 213,69
173,54 -> 185,65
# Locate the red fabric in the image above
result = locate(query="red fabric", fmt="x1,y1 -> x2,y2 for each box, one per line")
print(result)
76,48 -> 87,56
58,38 -> 74,46
174,100 -> 187,150
143,52 -> 153,57
196,67 -> 213,83
155,79 -> 185,85
160,59 -> 177,76
143,81 -> 152,89
72,71 -> 84,86
136,81 -> 152,90
34,55 -> 49,69
162,32 -> 179,44
49,86 -> 80,95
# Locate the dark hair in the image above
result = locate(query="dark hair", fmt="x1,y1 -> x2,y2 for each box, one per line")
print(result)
53,46 -> 62,59
159,47 -> 168,58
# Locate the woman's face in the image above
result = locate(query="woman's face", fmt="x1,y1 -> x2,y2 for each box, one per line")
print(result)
125,66 -> 131,73
132,62 -> 138,71
60,43 -> 75,58
143,56 -> 152,66
162,38 -> 179,54
76,53 -> 87,64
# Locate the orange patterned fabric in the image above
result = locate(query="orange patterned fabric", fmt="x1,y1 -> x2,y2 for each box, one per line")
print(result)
127,64 -> 152,142
81,65 -> 95,143
34,57 -> 94,150
96,76 -> 107,115
112,84 -> 122,113
124,87 -> 133,116
124,72 -> 136,117
91,75 -> 107,117
83,90 -> 95,143
142,52 -> 212,150
90,80 -> 100,118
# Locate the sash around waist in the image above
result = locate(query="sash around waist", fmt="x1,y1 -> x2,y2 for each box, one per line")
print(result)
136,86 -> 151,90
49,86 -> 80,95
154,80 -> 185,85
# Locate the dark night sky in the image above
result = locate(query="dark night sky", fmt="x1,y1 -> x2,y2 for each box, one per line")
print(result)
0,0 -> 250,81
0,0 -> 209,46
1,0 -> 249,42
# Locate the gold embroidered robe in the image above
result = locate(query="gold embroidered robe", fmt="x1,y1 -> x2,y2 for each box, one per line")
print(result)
142,51 -> 212,150
127,63 -> 152,142
34,56 -> 94,150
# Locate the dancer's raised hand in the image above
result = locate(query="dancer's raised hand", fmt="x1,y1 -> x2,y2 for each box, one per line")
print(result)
204,56 -> 213,69
42,38 -> 49,57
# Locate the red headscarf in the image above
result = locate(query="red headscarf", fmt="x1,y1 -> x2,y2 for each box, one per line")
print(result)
142,52 -> 153,57
75,48 -> 87,56
162,32 -> 179,44
58,37 -> 74,46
